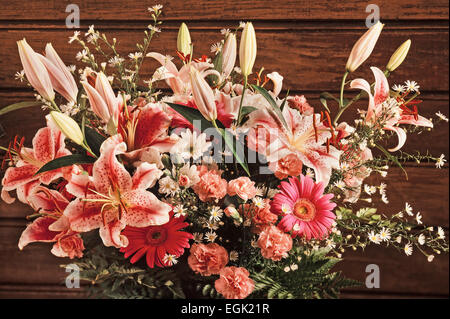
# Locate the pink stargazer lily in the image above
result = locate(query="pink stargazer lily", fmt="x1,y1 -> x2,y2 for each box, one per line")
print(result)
63,135 -> 171,248
245,105 -> 341,186
1,117 -> 73,204
18,186 -> 85,259
350,66 -> 433,151
147,52 -> 220,96
118,103 -> 179,167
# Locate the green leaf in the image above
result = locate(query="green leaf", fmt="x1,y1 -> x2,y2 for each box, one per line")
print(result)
164,102 -> 248,174
165,102 -> 224,131
106,117 -> 117,136
279,91 -> 289,111
0,101 -> 42,116
35,154 -> 96,175
356,207 -> 377,218
84,126 -> 106,157
219,127 -> 250,176
251,84 -> 288,130
240,106 -> 257,118
213,50 -> 223,74
320,92 -> 339,103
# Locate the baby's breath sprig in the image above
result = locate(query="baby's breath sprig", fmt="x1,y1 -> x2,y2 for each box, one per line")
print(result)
129,5 -> 164,98
330,206 -> 448,261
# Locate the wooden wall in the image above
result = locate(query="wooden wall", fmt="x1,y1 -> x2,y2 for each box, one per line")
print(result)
0,0 -> 448,298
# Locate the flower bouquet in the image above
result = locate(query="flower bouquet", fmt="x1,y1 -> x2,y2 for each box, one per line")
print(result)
0,5 -> 448,299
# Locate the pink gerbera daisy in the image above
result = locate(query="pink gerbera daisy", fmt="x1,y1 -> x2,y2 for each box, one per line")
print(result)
120,213 -> 194,268
270,175 -> 336,240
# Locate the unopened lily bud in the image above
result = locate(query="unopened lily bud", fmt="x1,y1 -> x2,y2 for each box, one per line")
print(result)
346,21 -> 384,72
17,39 -> 55,101
386,39 -> 411,72
50,111 -> 84,145
39,43 -> 78,103
189,68 -> 217,122
239,22 -> 257,77
177,22 -> 191,57
222,33 -> 237,78
82,80 -> 110,124
81,72 -> 120,126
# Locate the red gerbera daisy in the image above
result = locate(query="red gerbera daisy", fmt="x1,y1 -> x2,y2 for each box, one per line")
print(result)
120,213 -> 193,268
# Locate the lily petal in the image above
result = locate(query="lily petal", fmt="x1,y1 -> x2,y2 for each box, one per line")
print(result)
93,135 -> 132,194
132,162 -> 163,190
384,125 -> 407,152
18,217 -> 59,250
371,66 -> 389,106
122,189 -> 171,227
99,219 -> 128,248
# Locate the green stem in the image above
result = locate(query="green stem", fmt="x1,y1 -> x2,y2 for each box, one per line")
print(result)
50,100 -> 60,112
81,142 -> 98,159
339,71 -> 349,108
236,76 -> 248,125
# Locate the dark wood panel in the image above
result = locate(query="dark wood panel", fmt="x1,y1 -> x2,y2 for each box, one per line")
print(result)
0,284 -> 445,299
0,220 -> 447,296
0,0 -> 448,21
0,0 -> 448,300
0,221 -> 70,285
0,284 -> 87,298
360,165 -> 449,227
336,245 -> 449,296
0,29 -> 448,91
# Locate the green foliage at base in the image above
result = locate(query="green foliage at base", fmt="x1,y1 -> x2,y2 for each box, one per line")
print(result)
65,232 -> 360,299
250,247 -> 361,299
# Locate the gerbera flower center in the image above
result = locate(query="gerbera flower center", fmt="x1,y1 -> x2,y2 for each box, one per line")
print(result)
146,226 -> 168,246
293,199 -> 316,221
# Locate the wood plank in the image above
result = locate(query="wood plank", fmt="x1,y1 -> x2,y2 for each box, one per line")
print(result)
0,284 -> 87,298
0,166 -> 448,295
360,165 -> 449,227
0,220 -> 71,285
0,284 -> 446,299
0,220 -> 447,296
0,28 -> 448,91
0,0 -> 448,21
336,244 -> 449,296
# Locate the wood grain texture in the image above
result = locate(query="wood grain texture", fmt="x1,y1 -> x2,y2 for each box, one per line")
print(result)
0,28 -> 448,92
1,0 -> 448,21
0,0 -> 448,299
0,166 -> 448,298
0,219 -> 447,297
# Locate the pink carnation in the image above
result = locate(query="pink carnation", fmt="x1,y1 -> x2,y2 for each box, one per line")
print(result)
241,199 -> 278,233
188,243 -> 229,276
268,153 -> 303,180
215,266 -> 254,299
257,225 -> 293,261
192,165 -> 227,202
227,177 -> 257,201
51,234 -> 85,259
